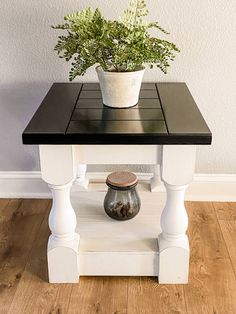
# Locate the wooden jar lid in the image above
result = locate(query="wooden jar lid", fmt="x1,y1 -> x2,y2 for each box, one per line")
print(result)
106,171 -> 138,189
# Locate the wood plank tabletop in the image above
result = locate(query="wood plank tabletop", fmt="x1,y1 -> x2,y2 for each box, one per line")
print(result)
22,82 -> 212,145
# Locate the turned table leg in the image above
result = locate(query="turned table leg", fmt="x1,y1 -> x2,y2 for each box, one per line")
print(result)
158,145 -> 196,284
39,145 -> 79,283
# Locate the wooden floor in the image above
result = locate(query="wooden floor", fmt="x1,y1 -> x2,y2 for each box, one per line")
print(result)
0,199 -> 236,313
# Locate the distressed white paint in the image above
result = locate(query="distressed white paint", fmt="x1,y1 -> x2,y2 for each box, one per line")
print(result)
158,236 -> 189,284
158,145 -> 196,283
79,246 -> 159,276
72,191 -> 163,276
161,145 -> 196,185
39,145 -> 76,185
75,145 -> 160,164
48,183 -> 77,241
40,145 -> 80,283
47,183 -> 80,283
160,184 -> 188,241
48,233 -> 80,283
1,0 -> 236,174
38,144 -> 196,283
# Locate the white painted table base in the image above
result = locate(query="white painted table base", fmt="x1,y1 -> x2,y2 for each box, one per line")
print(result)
39,144 -> 196,284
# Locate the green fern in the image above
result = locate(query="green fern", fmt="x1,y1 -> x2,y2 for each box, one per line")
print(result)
121,0 -> 148,29
52,0 -> 180,80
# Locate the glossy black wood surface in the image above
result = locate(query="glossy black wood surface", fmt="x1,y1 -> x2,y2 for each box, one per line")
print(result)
23,83 -> 82,136
76,98 -> 161,109
157,83 -> 211,136
22,82 -> 212,145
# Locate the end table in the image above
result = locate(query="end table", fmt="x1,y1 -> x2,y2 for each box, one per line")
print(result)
23,82 -> 212,284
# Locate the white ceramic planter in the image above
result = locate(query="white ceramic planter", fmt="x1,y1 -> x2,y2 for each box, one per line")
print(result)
96,66 -> 145,108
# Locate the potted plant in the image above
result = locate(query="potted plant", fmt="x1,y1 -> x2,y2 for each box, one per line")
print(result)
53,0 -> 179,108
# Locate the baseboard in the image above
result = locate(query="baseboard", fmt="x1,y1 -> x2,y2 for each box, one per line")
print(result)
0,171 -> 51,199
0,171 -> 236,201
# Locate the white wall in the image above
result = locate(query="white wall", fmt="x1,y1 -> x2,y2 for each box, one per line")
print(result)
0,0 -> 236,173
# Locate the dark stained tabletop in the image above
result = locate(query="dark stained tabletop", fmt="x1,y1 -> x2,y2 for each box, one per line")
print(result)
22,82 -> 212,145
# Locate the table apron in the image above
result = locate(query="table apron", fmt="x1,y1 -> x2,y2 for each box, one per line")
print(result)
74,145 -> 161,165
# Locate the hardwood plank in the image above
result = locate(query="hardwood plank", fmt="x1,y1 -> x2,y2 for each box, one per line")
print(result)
0,198 -> 12,273
127,277 -> 187,314
0,199 -> 49,314
0,198 -> 12,248
214,202 -> 236,221
50,284 -> 73,314
0,199 -> 10,214
0,199 -> 17,225
217,202 -> 236,280
10,202 -> 76,314
1,199 -> 236,313
186,201 -> 227,259
99,277 -> 128,314
67,277 -> 128,314
5,199 -> 72,314
7,201 -> 60,314
214,202 -> 236,278
67,277 -> 103,314
218,220 -> 236,276
184,202 -> 236,314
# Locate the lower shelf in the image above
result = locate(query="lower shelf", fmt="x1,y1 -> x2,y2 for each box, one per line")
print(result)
71,190 -> 165,276
79,238 -> 159,276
